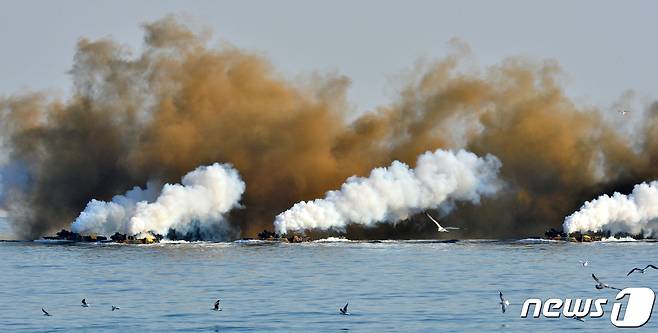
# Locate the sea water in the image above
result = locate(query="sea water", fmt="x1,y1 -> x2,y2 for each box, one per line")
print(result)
1,239 -> 656,332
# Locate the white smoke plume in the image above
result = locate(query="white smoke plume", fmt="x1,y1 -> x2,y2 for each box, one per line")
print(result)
70,183 -> 160,236
274,149 -> 502,234
563,181 -> 658,236
71,163 -> 245,237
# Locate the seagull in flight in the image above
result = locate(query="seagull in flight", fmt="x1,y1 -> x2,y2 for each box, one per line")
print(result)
425,212 -> 460,232
578,260 -> 589,267
592,274 -> 621,291
81,298 -> 89,307
213,299 -> 222,311
618,110 -> 630,116
42,308 -> 52,316
569,315 -> 586,322
339,303 -> 349,315
499,291 -> 510,313
111,305 -> 120,311
627,265 -> 658,276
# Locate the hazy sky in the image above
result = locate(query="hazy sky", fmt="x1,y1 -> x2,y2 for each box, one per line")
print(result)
1,0 -> 657,112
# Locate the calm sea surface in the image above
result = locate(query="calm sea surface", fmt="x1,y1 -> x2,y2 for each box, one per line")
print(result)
1,239 -> 657,332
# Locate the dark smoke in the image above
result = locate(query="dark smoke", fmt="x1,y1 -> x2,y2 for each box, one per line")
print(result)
1,16 -> 656,239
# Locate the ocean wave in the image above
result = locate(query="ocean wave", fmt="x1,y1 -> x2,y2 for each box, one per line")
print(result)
515,238 -> 560,244
312,237 -> 352,243
233,239 -> 268,244
600,236 -> 638,242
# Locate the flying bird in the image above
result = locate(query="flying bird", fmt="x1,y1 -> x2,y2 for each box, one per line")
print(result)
111,306 -> 120,311
81,298 -> 89,307
499,291 -> 509,314
339,303 -> 349,315
627,265 -> 658,276
570,315 -> 586,322
213,299 -> 222,311
42,308 -> 52,316
592,274 -> 621,291
425,212 -> 460,233
578,260 -> 589,267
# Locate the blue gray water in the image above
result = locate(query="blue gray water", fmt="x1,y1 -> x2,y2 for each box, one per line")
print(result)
1,239 -> 657,332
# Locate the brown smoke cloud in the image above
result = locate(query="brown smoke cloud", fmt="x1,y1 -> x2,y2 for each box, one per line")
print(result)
337,54 -> 654,238
1,16 -> 656,239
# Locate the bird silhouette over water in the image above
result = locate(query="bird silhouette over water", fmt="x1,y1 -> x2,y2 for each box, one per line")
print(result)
42,308 -> 52,316
425,212 -> 460,232
213,300 -> 222,311
81,298 -> 89,307
498,291 -> 509,313
568,315 -> 585,322
627,265 -> 658,276
112,305 -> 120,311
339,303 -> 349,315
592,274 -> 621,291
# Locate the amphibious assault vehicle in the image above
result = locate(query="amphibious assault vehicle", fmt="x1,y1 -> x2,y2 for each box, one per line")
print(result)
255,229 -> 308,243
40,229 -> 162,244
542,228 -> 649,242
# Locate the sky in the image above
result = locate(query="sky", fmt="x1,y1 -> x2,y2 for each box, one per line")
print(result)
1,0 -> 657,112
1,0 -> 658,239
